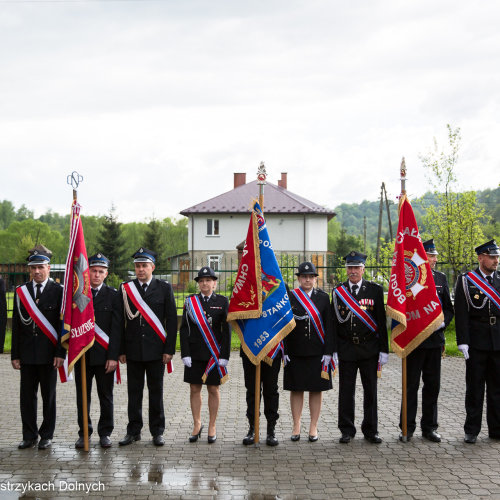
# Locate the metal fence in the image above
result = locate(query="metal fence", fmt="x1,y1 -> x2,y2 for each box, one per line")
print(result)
1,255 -> 459,317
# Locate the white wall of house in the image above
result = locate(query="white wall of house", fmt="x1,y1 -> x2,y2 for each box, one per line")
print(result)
188,213 -> 328,253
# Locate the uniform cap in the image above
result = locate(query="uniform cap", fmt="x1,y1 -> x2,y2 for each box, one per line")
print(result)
88,252 -> 110,268
194,266 -> 217,281
27,245 -> 52,266
475,239 -> 500,256
422,239 -> 438,255
132,247 -> 157,263
344,251 -> 367,267
295,261 -> 318,276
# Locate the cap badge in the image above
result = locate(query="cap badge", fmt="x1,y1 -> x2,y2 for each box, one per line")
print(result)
305,265 -> 309,269
97,253 -> 102,258
139,248 -> 144,253
33,250 -> 38,255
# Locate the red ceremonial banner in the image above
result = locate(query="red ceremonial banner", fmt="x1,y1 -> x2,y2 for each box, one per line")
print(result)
387,194 -> 444,358
60,201 -> 95,374
227,203 -> 262,320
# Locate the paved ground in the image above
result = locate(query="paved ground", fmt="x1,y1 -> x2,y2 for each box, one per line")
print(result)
0,352 -> 499,499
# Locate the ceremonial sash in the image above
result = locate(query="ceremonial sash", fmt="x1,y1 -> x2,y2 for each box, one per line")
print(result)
264,341 -> 284,366
290,288 -> 336,379
186,295 -> 228,384
16,285 -> 58,346
466,271 -> 500,310
123,282 -> 173,374
95,324 -> 121,384
59,357 -> 73,383
334,285 -> 378,333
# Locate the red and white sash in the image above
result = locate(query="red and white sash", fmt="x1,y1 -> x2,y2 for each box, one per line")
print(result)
95,324 -> 121,384
186,295 -> 228,384
290,288 -> 336,379
16,285 -> 58,346
123,281 -> 173,374
334,285 -> 378,333
466,271 -> 500,310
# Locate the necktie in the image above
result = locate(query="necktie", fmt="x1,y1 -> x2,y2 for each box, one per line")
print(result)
204,295 -> 210,303
142,283 -> 148,293
351,284 -> 358,296
92,288 -> 98,298
35,283 -> 42,301
486,276 -> 493,285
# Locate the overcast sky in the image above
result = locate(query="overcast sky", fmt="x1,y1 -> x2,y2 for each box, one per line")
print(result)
1,0 -> 499,222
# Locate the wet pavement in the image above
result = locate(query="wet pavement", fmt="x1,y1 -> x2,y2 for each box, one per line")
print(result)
1,353 -> 500,499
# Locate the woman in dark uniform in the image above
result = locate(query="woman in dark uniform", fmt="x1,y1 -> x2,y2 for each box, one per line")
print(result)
284,262 -> 334,442
180,267 -> 230,443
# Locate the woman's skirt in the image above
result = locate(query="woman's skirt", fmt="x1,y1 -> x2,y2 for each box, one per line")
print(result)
283,355 -> 333,392
184,359 -> 223,386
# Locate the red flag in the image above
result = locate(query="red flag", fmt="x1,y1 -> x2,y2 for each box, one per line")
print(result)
387,194 -> 444,357
60,201 -> 95,374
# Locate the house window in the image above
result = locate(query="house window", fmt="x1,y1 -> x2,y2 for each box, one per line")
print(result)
208,255 -> 221,271
207,218 -> 219,236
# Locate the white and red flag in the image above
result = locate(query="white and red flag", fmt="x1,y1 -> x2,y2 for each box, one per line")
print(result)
60,200 -> 95,374
387,194 -> 444,357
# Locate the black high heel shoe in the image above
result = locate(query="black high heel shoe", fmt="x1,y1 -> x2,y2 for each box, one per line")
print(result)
189,425 -> 204,443
207,434 -> 217,444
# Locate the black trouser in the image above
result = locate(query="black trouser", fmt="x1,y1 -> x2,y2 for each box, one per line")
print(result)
338,355 -> 378,437
400,347 -> 441,434
126,359 -> 165,437
75,359 -> 115,438
242,353 -> 281,425
465,348 -> 500,437
20,364 -> 57,440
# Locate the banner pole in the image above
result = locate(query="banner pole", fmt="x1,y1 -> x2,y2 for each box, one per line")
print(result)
399,158 -> 408,442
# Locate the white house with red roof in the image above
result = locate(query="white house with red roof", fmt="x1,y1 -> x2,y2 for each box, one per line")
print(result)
175,172 -> 335,280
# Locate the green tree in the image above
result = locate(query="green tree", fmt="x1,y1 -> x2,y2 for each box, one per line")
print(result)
0,200 -> 16,230
144,218 -> 166,265
419,124 -> 485,280
97,206 -> 127,276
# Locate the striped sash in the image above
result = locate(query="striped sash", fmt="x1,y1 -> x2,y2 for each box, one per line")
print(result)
186,295 -> 228,384
334,285 -> 378,333
95,324 -> 121,384
16,285 -> 58,345
290,288 -> 336,379
466,271 -> 500,309
123,281 -> 173,374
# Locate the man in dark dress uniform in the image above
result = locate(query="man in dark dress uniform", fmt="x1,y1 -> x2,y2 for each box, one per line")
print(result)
180,266 -> 230,443
74,253 -> 121,449
117,248 -> 177,447
332,251 -> 389,444
0,276 -> 6,353
455,239 -> 500,443
11,247 -> 65,449
399,239 -> 454,442
285,261 -> 334,442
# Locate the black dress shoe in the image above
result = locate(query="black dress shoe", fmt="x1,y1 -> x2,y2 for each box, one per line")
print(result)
422,430 -> 441,443
38,439 -> 52,449
242,426 -> 255,446
364,434 -> 382,444
207,435 -> 217,444
339,434 -> 352,444
290,434 -> 300,442
18,439 -> 37,449
266,434 -> 279,446
153,435 -> 164,446
308,435 -> 318,442
464,433 -> 477,444
119,434 -> 141,446
399,432 -> 413,442
75,437 -> 85,449
189,425 -> 204,443
100,436 -> 112,448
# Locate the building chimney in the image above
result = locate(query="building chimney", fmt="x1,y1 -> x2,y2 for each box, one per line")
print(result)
234,172 -> 246,188
278,172 -> 287,189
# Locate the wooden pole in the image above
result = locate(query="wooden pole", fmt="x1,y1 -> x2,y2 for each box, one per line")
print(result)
73,186 -> 90,452
253,163 -> 266,445
399,158 -> 408,442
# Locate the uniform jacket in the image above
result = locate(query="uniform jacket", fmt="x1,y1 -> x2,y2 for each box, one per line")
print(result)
285,287 -> 334,357
418,269 -> 454,349
117,278 -> 178,362
455,268 -> 500,351
11,279 -> 65,364
331,279 -> 389,361
87,284 -> 121,366
180,293 -> 230,361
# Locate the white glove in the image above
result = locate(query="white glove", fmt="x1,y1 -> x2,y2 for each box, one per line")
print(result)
321,355 -> 332,365
283,355 -> 290,366
333,352 -> 339,366
436,321 -> 445,331
379,352 -> 389,366
182,356 -> 192,368
218,358 -> 228,367
458,344 -> 469,360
